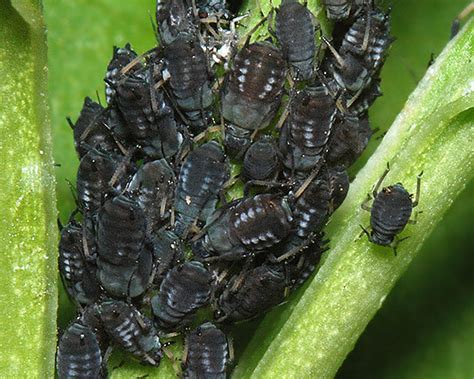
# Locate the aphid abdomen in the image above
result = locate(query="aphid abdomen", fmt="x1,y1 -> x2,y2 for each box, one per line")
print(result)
57,322 -> 103,379
183,322 -> 229,379
276,0 -> 316,80
174,141 -> 229,237
217,264 -> 286,322
323,0 -> 355,21
242,136 -> 279,181
105,43 -> 140,105
291,173 -> 332,238
127,159 -> 176,234
328,165 -> 350,211
370,184 -> 413,245
151,261 -> 213,330
221,42 -> 287,153
279,86 -> 336,173
326,115 -> 372,168
230,194 -> 294,251
164,36 -> 213,130
72,97 -> 117,159
99,300 -> 162,366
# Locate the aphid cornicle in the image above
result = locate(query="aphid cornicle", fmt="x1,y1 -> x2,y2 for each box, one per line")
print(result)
275,0 -> 317,80
115,67 -> 182,160
183,322 -> 229,379
242,135 -> 280,181
99,300 -> 162,366
326,115 -> 372,169
163,35 -> 214,132
127,159 -> 176,234
105,43 -> 140,105
215,263 -> 286,322
96,194 -> 152,298
195,193 -> 293,260
56,321 -> 104,379
58,220 -> 102,306
151,261 -> 213,331
69,97 -> 117,159
174,141 -> 229,238
278,83 -> 336,175
221,41 -> 287,156
361,165 -> 422,250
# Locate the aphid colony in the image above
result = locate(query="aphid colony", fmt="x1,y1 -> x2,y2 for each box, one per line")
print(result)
57,0 -> 393,377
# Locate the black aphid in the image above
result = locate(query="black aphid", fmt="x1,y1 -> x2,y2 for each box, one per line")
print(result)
196,193 -> 293,260
105,43 -> 140,105
99,300 -> 162,366
183,322 -> 229,379
68,97 -> 117,159
163,35 -> 214,132
361,165 -> 422,250
278,83 -> 336,175
156,0 -> 194,46
215,263 -> 286,322
151,261 -> 213,331
221,41 -> 287,156
174,141 -> 229,238
127,159 -> 176,234
58,220 -> 101,306
275,0 -> 317,80
242,135 -> 280,181
115,67 -> 183,160
96,195 -> 152,298
326,115 -> 372,168
56,321 -> 104,379
322,0 -> 364,21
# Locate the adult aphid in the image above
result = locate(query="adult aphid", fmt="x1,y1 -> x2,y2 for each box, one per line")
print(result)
361,164 -> 422,254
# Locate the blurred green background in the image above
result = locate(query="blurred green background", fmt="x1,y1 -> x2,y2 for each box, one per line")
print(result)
44,0 -> 474,377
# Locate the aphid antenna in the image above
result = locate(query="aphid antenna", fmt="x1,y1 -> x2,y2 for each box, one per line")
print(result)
275,232 -> 320,262
95,90 -> 103,107
65,178 -> 79,206
238,2 -> 272,48
108,148 -> 134,188
321,35 -> 346,69
148,10 -> 160,42
360,193 -> 372,211
358,224 -> 371,241
412,170 -> 423,207
79,107 -> 108,142
372,162 -> 390,197
66,116 -> 75,130
293,158 -> 326,199
227,334 -> 235,367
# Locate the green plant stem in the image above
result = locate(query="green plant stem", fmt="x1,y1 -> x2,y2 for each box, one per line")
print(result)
233,19 -> 474,379
0,0 -> 57,377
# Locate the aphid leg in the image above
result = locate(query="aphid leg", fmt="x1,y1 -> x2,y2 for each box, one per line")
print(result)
321,36 -> 346,69
391,236 -> 410,256
162,343 -> 181,377
361,3 -> 372,53
100,346 -> 113,378
66,116 -> 74,130
407,210 -> 423,225
372,162 -> 390,197
243,179 -> 289,196
451,2 -> 474,39
227,335 -> 235,367
361,193 -> 372,211
358,224 -> 371,240
412,171 -> 423,207
239,2 -> 270,47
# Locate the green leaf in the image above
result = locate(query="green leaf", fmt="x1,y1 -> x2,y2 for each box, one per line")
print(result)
233,17 -> 474,379
0,1 -> 57,377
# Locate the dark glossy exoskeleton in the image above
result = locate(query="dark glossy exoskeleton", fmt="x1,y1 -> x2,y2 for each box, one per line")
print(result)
197,194 -> 293,260
80,303 -> 109,352
328,165 -> 350,211
151,261 -> 213,331
362,166 -> 422,249
96,195 -> 152,298
215,263 -> 286,322
221,42 -> 287,156
149,229 -> 184,283
99,300 -> 162,366
275,0 -> 317,80
69,97 -> 117,159
242,136 -> 280,181
115,67 -> 183,160
278,84 -> 336,175
57,321 -> 104,379
105,43 -> 140,105
156,0 -> 194,46
322,0 -> 364,21
183,322 -> 229,379
290,170 -> 331,238
76,148 -> 133,216
174,141 -> 229,238
59,220 -> 102,306
127,159 -> 176,234
326,115 -> 372,168
163,35 -> 214,132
